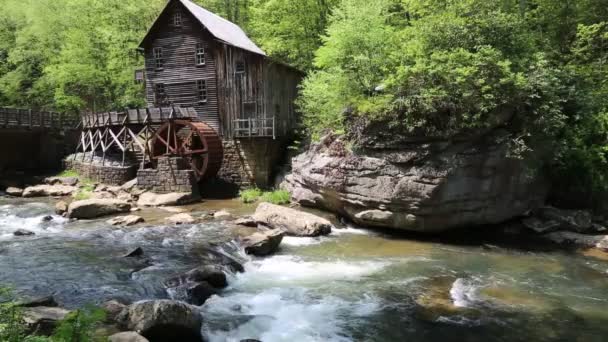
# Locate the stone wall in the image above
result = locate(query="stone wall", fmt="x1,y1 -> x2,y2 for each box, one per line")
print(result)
217,138 -> 286,188
65,157 -> 137,186
137,157 -> 198,194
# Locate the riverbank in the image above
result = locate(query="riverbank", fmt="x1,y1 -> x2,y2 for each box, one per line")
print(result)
2,194 -> 608,341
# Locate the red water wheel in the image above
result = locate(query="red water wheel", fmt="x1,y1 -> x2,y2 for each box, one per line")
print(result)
151,120 -> 223,182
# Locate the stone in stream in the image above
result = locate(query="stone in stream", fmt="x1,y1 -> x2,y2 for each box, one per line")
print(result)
241,229 -> 284,256
22,184 -> 78,198
102,300 -> 128,323
22,306 -> 72,335
14,229 -> 35,236
167,213 -> 196,225
252,202 -> 333,237
55,200 -> 68,215
41,215 -> 53,222
108,215 -> 145,226
17,295 -> 59,308
116,300 -> 202,342
5,186 -> 23,197
67,199 -> 131,219
164,265 -> 229,306
213,210 -> 232,220
121,178 -> 138,191
109,332 -> 149,342
235,216 -> 258,227
542,231 -> 607,249
137,192 -> 197,207
123,247 -> 144,258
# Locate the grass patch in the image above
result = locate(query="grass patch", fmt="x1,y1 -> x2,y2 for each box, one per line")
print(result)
240,188 -> 291,205
261,190 -> 291,205
56,169 -> 79,178
240,188 -> 263,203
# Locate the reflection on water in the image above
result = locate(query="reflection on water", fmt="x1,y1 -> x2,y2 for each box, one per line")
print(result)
1,197 -> 608,341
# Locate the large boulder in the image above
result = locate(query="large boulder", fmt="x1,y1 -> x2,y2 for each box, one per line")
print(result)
282,132 -> 546,233
67,199 -> 131,219
137,192 -> 197,207
252,202 -> 333,237
22,185 -> 77,198
241,230 -> 284,256
117,300 -> 202,342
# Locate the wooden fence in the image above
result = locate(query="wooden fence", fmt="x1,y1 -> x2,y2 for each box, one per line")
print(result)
0,107 -> 79,130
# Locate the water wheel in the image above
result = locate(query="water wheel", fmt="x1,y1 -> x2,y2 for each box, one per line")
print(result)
151,120 -> 223,182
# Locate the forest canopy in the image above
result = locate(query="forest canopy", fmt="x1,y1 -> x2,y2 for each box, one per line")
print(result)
0,0 -> 607,197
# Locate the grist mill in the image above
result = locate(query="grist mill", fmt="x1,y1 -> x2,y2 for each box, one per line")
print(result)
70,0 -> 302,195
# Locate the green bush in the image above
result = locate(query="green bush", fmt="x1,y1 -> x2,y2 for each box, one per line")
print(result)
239,188 -> 263,203
261,190 -> 292,205
239,189 -> 291,205
56,169 -> 79,178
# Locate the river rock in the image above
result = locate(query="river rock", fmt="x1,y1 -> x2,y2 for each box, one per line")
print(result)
241,230 -> 284,256
123,247 -> 144,258
55,201 -> 68,215
67,199 -> 131,219
22,184 -> 77,198
235,216 -> 258,227
108,215 -> 145,226
282,132 -> 547,233
164,266 -> 228,289
17,295 -> 58,308
45,176 -> 79,186
5,187 -> 23,197
137,192 -> 197,207
14,229 -> 35,236
167,213 -> 196,225
22,306 -> 72,335
526,206 -> 605,234
117,300 -> 202,342
542,231 -> 607,249
102,300 -> 128,323
122,179 -> 138,191
252,202 -> 332,237
213,210 -> 232,220
109,332 -> 149,342
172,281 -> 218,306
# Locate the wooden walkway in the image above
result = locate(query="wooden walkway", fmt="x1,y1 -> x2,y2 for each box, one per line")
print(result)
80,107 -> 198,129
0,107 -> 79,130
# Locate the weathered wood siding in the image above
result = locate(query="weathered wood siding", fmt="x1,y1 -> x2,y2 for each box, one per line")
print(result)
142,2 -> 221,132
215,46 -> 302,139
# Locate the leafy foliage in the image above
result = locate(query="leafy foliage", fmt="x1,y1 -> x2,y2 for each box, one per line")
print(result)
240,188 -> 291,205
240,188 -> 263,204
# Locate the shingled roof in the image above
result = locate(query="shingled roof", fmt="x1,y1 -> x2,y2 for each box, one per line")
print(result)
140,0 -> 266,56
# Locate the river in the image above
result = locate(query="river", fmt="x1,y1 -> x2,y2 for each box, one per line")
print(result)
1,197 -> 608,342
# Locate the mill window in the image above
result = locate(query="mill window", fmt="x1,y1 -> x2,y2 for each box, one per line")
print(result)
195,44 -> 206,66
153,47 -> 163,69
235,61 -> 246,74
173,11 -> 183,26
155,83 -> 167,105
197,80 -> 208,103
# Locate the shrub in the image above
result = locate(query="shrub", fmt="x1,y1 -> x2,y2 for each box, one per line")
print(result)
261,190 -> 291,205
240,188 -> 263,203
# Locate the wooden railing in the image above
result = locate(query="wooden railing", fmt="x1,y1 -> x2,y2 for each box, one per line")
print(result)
233,117 -> 275,139
0,107 -> 79,130
80,107 -> 198,129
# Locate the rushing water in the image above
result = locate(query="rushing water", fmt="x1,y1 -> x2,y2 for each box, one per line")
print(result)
1,197 -> 608,342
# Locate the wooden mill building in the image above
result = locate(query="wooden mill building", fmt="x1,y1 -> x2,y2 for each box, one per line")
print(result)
138,0 -> 302,187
